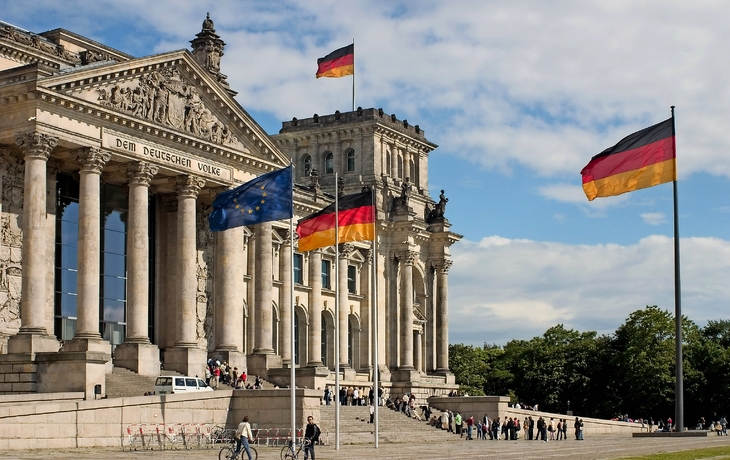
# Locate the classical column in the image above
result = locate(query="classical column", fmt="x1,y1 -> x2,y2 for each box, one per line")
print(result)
338,244 -> 354,368
398,250 -> 417,370
174,175 -> 204,347
124,162 -> 157,342
307,249 -> 324,367
10,134 -> 57,351
114,162 -> 160,375
434,259 -> 453,373
72,147 -> 110,341
390,144 -> 399,178
161,194 -> 178,350
280,233 -> 293,366
248,221 -> 283,376
164,175 -> 206,377
414,329 -> 423,372
253,221 -> 274,354
211,208 -> 246,371
245,231 -> 256,354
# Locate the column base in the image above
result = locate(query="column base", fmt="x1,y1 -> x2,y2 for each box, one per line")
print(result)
209,350 -> 247,378
36,346 -> 111,399
114,341 -> 161,376
7,333 -> 60,354
246,353 -> 282,380
394,367 -> 421,383
434,369 -> 456,384
164,346 -> 207,377
267,365 -> 329,390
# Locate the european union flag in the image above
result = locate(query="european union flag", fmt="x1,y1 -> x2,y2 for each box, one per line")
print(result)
208,165 -> 293,231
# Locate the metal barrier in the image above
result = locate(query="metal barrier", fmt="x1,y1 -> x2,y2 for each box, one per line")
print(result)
123,424 -> 322,450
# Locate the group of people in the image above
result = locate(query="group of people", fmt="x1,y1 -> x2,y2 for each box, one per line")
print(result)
205,359 -> 264,390
322,385 -> 384,407
432,411 -> 585,441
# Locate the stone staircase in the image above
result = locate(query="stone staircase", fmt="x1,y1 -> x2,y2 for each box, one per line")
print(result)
105,367 -> 159,398
318,405 -> 456,445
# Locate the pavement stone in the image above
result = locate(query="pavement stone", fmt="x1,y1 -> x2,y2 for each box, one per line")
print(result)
0,434 -> 729,459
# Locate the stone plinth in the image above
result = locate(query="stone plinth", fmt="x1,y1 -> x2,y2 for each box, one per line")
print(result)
113,342 -> 161,376
227,388 -> 321,430
209,350 -> 246,374
246,353 -> 282,380
164,346 -> 206,377
6,334 -> 60,354
35,349 -> 110,399
267,365 -> 329,391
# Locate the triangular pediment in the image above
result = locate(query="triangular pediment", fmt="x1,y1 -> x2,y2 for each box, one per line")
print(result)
36,50 -> 288,168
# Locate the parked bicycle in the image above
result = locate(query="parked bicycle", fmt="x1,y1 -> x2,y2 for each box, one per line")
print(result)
280,438 -> 310,460
219,440 -> 257,460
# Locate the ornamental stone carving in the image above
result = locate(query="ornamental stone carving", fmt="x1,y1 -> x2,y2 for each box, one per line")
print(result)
95,66 -> 240,147
123,161 -> 158,186
171,175 -> 205,199
339,243 -> 356,259
15,133 -> 58,160
0,25 -> 81,64
394,250 -> 418,265
1,155 -> 25,214
429,259 -> 453,273
72,148 -> 110,173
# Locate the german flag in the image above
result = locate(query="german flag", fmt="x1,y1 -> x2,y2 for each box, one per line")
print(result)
296,189 -> 374,252
581,118 -> 676,201
316,44 -> 354,78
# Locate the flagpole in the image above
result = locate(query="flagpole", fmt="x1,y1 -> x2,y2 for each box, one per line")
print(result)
289,160 -> 297,446
352,39 -> 356,112
334,173 -> 341,450
671,106 -> 684,432
371,185 -> 379,448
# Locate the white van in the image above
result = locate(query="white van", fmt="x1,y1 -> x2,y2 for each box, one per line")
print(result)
153,376 -> 214,394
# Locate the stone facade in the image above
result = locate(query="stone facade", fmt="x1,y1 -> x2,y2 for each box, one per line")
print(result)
0,16 -> 460,400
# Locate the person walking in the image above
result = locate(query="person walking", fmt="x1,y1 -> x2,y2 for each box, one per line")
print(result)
233,416 -> 254,460
304,415 -> 321,460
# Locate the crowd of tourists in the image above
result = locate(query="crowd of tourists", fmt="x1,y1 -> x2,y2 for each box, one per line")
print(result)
428,411 -> 586,441
205,359 -> 264,389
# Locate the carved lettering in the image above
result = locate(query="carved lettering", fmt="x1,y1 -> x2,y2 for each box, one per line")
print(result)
197,163 -> 221,176
142,146 -> 192,168
116,138 -> 136,152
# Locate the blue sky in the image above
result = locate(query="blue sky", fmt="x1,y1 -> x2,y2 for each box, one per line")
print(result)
4,0 -> 729,345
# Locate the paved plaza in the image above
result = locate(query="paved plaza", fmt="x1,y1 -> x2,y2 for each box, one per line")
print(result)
1,435 -> 730,460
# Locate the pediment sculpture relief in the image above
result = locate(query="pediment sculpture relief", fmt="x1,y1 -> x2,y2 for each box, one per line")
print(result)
94,67 -> 243,149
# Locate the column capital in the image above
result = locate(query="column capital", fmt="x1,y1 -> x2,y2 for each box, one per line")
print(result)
429,259 -> 453,273
171,175 -> 205,199
72,147 -> 110,174
365,248 -> 374,264
123,161 -> 158,186
338,243 -> 356,259
15,132 -> 58,160
209,185 -> 228,198
161,193 -> 178,212
394,249 -> 418,265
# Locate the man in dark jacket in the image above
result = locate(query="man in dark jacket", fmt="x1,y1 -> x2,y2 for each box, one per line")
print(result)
304,416 -> 320,460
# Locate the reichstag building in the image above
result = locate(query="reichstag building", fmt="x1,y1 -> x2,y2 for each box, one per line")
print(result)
0,15 -> 461,400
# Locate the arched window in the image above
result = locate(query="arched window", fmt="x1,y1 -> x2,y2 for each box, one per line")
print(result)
345,148 -> 355,172
386,151 -> 392,176
324,151 -> 334,174
409,159 -> 416,185
397,155 -> 403,179
303,155 -> 312,177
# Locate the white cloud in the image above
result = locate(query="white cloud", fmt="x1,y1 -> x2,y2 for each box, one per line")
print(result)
641,212 -> 668,225
449,235 -> 730,345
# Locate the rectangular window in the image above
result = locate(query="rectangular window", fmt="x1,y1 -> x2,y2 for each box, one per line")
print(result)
293,254 -> 303,284
321,260 -> 331,289
347,265 -> 357,294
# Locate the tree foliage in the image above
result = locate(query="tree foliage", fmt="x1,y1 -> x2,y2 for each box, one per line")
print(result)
449,306 -> 730,425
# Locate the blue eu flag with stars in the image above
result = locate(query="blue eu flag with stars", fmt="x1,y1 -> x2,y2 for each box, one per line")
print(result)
208,165 -> 293,231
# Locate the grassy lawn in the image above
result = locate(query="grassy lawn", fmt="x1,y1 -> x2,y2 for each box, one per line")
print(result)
620,446 -> 730,460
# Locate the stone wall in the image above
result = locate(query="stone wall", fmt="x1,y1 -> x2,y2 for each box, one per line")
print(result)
427,396 -> 647,437
0,388 -> 321,450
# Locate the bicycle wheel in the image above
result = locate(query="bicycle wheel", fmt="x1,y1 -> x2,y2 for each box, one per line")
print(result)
281,444 -> 296,460
249,446 -> 258,460
219,446 -> 234,460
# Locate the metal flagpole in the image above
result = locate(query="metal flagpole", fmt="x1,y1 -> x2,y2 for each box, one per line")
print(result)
671,106 -> 684,432
352,39 -> 355,112
371,186 -> 379,448
289,159 -> 297,446
335,173 -> 341,450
